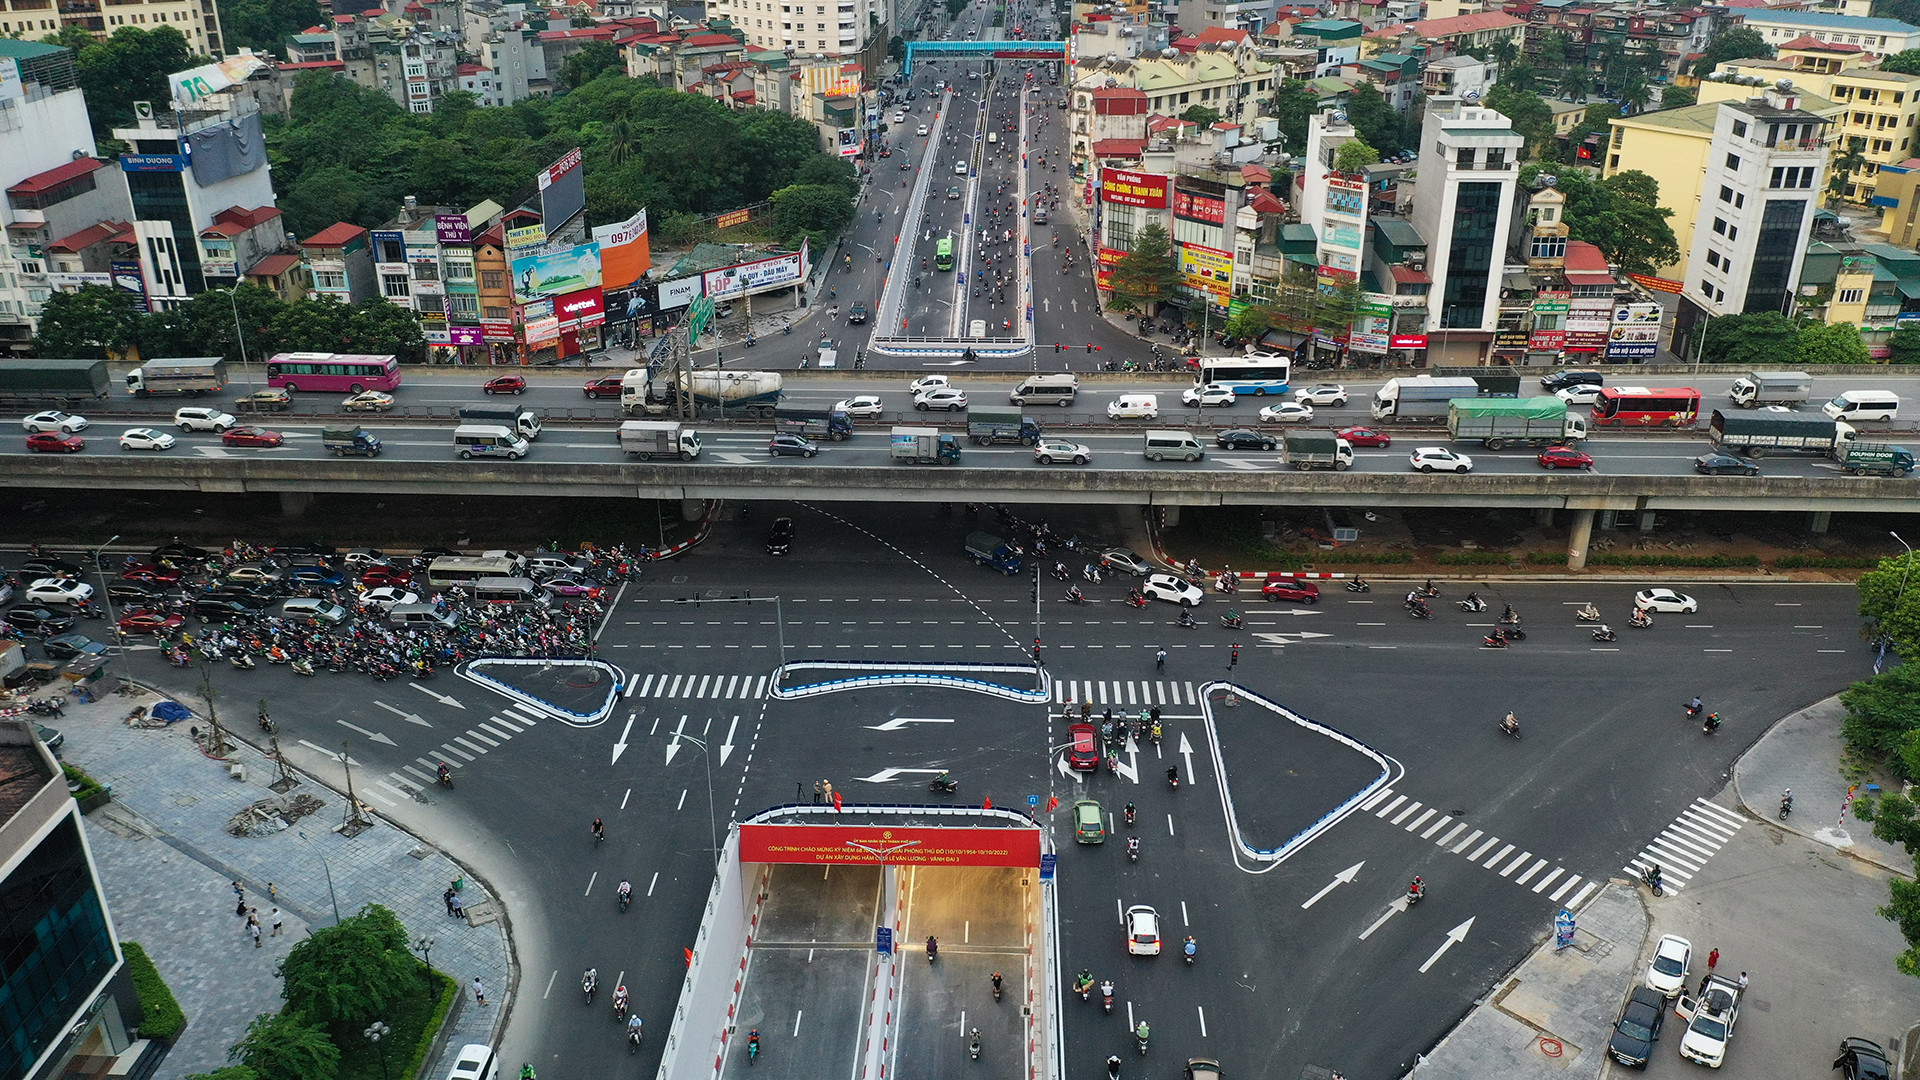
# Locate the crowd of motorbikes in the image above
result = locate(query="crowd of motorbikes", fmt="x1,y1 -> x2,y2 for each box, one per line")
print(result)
1393,580 -> 1662,651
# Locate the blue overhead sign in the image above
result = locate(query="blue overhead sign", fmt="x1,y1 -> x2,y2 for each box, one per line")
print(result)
121,154 -> 186,172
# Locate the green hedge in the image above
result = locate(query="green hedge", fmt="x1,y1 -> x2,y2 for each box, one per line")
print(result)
1291,550 -> 1414,565
396,971 -> 458,1080
1775,554 -> 1886,569
62,764 -> 105,802
1587,552 -> 1762,568
122,942 -> 186,1043
1434,551 -> 1515,565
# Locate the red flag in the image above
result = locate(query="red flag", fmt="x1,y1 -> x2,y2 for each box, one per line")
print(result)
1046,796 -> 1059,813
983,796 -> 993,809
832,791 -> 843,812
684,947 -> 694,966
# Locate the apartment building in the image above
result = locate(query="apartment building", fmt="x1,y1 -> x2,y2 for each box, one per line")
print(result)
710,0 -> 888,61
0,0 -> 222,55
1407,95 -> 1524,361
1738,10 -> 1920,56
1069,49 -> 1274,171
301,222 -> 376,305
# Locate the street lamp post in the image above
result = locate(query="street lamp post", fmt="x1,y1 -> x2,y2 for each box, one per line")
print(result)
294,828 -> 342,926
674,734 -> 720,867
413,935 -> 436,985
1893,530 -> 1912,611
93,534 -> 119,650
364,1021 -> 392,1080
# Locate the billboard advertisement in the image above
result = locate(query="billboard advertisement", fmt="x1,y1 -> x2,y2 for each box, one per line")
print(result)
703,252 -> 804,299
169,54 -> 267,108
510,242 -> 601,304
1178,243 -> 1232,304
481,318 -> 515,342
538,148 -> 586,231
605,281 -> 660,323
110,260 -> 148,313
717,209 -> 750,229
591,209 -> 651,290
448,324 -> 486,346
1565,299 -> 1613,351
1101,169 -> 1170,208
505,224 -> 547,250
659,276 -> 702,310
737,823 -> 1042,867
1172,187 -> 1226,226
436,215 -> 473,245
1096,246 -> 1125,291
555,287 -> 605,327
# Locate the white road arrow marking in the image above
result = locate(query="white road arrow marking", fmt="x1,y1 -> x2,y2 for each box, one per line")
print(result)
719,715 -> 739,766
373,701 -> 433,728
713,452 -> 760,463
337,719 -> 396,746
1359,895 -> 1410,940
1178,731 -> 1195,786
611,714 -> 635,765
1420,918 -> 1476,972
856,767 -> 952,783
411,684 -> 466,709
664,714 -> 688,766
1272,608 -> 1324,617
1301,862 -> 1365,909
1253,631 -> 1334,647
866,717 -> 957,731
298,739 -> 357,762
1212,457 -> 1273,471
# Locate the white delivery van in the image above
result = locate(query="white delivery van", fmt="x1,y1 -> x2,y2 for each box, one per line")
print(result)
1823,389 -> 1900,422
1010,373 -> 1078,406
987,131 -> 998,145
1108,394 -> 1159,420
1142,430 -> 1205,461
388,603 -> 456,630
453,424 -> 529,460
969,319 -> 988,338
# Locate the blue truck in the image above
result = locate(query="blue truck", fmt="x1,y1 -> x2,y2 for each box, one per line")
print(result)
965,531 -> 1022,575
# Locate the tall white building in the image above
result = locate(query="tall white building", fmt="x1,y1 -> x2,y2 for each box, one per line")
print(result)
1407,95 -> 1522,361
711,0 -> 887,61
0,40 -> 134,356
1677,86 -> 1832,339
1298,109 -> 1370,279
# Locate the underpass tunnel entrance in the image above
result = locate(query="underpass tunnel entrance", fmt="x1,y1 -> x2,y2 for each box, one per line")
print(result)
660,805 -> 1055,1080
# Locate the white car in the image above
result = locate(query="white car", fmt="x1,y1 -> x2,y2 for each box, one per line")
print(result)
917,124 -> 931,136
1646,934 -> 1691,997
1258,401 -> 1315,424
1181,383 -> 1237,408
1100,549 -> 1154,576
359,586 -> 421,612
1033,439 -> 1091,465
892,111 -> 907,123
1294,384 -> 1349,406
1633,588 -> 1698,613
174,407 -> 236,432
909,375 -> 950,394
25,578 -> 93,605
835,395 -> 884,419
342,391 -> 395,412
1677,975 -> 1740,1068
914,388 -> 969,412
1410,447 -> 1473,473
1125,904 -> 1162,956
1142,573 -> 1204,607
1556,384 -> 1606,405
118,428 -> 176,451
22,410 -> 88,433
446,1043 -> 498,1080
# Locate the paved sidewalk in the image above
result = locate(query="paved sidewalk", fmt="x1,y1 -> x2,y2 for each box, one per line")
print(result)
57,684 -> 510,1080
1731,695 -> 1907,873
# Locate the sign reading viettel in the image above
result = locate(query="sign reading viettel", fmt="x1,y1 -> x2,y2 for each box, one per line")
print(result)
1101,168 -> 1171,208
738,823 -> 1042,867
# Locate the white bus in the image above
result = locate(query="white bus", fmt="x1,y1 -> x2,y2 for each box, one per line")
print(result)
1193,356 -> 1293,396
426,555 -> 523,589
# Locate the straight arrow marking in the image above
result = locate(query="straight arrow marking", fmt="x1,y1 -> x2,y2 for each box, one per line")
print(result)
611,714 -> 635,765
1420,918 -> 1476,972
664,714 -> 688,766
1359,895 -> 1410,940
411,683 -> 466,709
865,717 -> 957,730
856,767 -> 950,783
1301,862 -> 1364,910
373,700 -> 433,728
719,715 -> 739,766
337,719 -> 396,746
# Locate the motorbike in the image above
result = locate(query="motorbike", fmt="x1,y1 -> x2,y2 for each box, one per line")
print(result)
1183,938 -> 1196,966
968,1028 -> 981,1060
1415,582 -> 1441,599
1214,575 -> 1238,594
1176,612 -> 1196,630
1779,790 -> 1793,820
991,974 -> 1002,1002
618,888 -> 631,913
1457,595 -> 1487,613
1122,805 -> 1136,827
1082,566 -> 1103,584
1640,863 -> 1664,896
1220,615 -> 1243,630
231,653 -> 256,671
27,697 -> 64,717
1101,982 -> 1114,1013
1407,881 -> 1425,905
583,972 -> 597,1004
291,658 -> 316,676
437,766 -> 453,789
930,774 -> 959,794
1496,626 -> 1525,642
1166,766 -> 1179,790
1064,589 -> 1085,604
1702,713 -> 1722,735
1126,837 -> 1139,862
257,709 -> 274,733
1628,611 -> 1653,629
1407,603 -> 1433,620
1050,564 -> 1070,581
1575,605 -> 1602,622
1686,699 -> 1704,720
613,997 -> 628,1021
747,1034 -> 760,1065
1591,626 -> 1616,642
1499,715 -> 1521,739
628,1025 -> 643,1055
1124,594 -> 1148,609
1135,1024 -> 1150,1056
1482,634 -> 1509,649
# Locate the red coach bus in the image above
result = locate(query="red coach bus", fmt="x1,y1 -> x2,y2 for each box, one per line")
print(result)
1591,386 -> 1702,428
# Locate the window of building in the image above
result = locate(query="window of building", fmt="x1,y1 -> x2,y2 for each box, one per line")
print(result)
444,257 -> 473,280
381,273 -> 411,298
1530,235 -> 1565,259
314,270 -> 346,289
448,294 -> 478,317
1732,119 -> 1746,137
1839,287 -> 1866,304
480,269 -> 504,290
1457,146 -> 1477,168
1725,152 -> 1741,171
416,295 -> 445,314
484,305 -> 510,320
1712,216 -> 1727,234
1707,250 -> 1722,269
1487,148 -> 1507,170
1720,184 -> 1735,203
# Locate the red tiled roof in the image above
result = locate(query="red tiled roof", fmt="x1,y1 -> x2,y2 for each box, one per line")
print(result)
1146,115 -> 1194,133
1248,189 -> 1286,213
731,89 -> 756,102
213,206 -> 282,231
47,220 -> 130,254
1195,27 -> 1249,44
458,62 -> 489,74
247,252 -> 305,278
684,32 -> 739,46
303,222 -> 367,247
7,157 -> 106,197
1778,33 -> 1863,52
1241,164 -> 1273,182
1169,35 -> 1202,52
539,26 -> 616,40
332,14 -> 354,22
280,60 -> 346,70
1564,240 -> 1610,273
1409,11 -> 1525,36
1389,264 -> 1431,284
1091,137 -> 1148,157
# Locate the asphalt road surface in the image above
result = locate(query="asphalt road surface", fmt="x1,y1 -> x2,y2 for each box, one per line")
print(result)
96,501 -> 1873,1079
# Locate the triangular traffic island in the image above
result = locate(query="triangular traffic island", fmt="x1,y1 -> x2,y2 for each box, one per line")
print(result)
772,660 -> 1051,703
461,658 -> 626,727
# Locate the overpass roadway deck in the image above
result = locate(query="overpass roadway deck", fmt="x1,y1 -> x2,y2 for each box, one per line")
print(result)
12,455 -> 1919,514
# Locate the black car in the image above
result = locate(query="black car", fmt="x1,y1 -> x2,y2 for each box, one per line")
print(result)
192,597 -> 266,621
207,581 -> 280,604
1539,369 -> 1603,391
1836,1037 -> 1893,1080
270,541 -> 337,561
5,607 -> 76,636
1607,985 -> 1667,1068
33,723 -> 63,756
848,301 -> 869,324
18,557 -> 82,580
767,517 -> 795,556
419,547 -> 463,560
43,633 -> 105,661
150,542 -> 210,564
106,580 -> 163,604
1215,428 -> 1277,451
1693,452 -> 1760,477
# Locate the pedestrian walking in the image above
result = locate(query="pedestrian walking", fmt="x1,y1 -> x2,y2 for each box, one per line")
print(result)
251,922 -> 263,948
267,882 -> 277,902
1707,947 -> 1719,971
812,780 -> 824,804
233,880 -> 246,901
444,887 -> 457,916
271,908 -> 283,936
451,892 -> 466,920
235,896 -> 249,918
1156,647 -> 1166,671
471,978 -> 488,1006
246,907 -> 260,929
1736,971 -> 1748,991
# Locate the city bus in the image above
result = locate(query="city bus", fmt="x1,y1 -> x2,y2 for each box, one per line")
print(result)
1193,355 -> 1292,396
935,237 -> 954,271
1590,387 -> 1703,427
426,555 -> 523,589
266,352 -> 403,394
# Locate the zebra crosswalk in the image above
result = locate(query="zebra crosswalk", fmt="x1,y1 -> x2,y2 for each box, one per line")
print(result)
1361,785 -> 1599,908
375,701 -> 549,801
630,673 -> 771,700
1051,679 -> 1205,707
1623,797 -> 1745,894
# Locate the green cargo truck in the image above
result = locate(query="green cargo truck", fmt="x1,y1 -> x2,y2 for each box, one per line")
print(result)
1835,441 -> 1916,477
0,359 -> 111,403
1446,397 -> 1590,450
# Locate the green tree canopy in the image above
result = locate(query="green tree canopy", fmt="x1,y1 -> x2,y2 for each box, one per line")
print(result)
1693,312 -> 1800,367
1692,26 -> 1773,76
1797,320 -> 1871,365
1659,85 -> 1697,109
1333,138 -> 1380,174
1886,49 -> 1920,76
1268,80 -> 1321,155
278,905 -> 417,1028
559,41 -> 625,90
1519,166 -> 1680,275
46,24 -> 200,138
1888,323 -> 1920,364
1223,304 -> 1273,342
1343,83 -> 1407,156
218,0 -> 323,55
1181,105 -> 1223,126
769,184 -> 855,249
31,286 -> 144,359
1107,222 -> 1181,311
232,1012 -> 339,1080
1484,82 -> 1555,158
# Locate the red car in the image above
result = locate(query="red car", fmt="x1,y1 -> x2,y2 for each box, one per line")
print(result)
360,565 -> 413,588
26,432 -> 84,453
121,563 -> 182,584
118,610 -> 186,634
1335,426 -> 1391,448
1537,445 -> 1594,470
584,375 -> 625,399
484,374 -> 527,395
222,427 -> 284,448
1260,575 -> 1321,604
1067,721 -> 1100,771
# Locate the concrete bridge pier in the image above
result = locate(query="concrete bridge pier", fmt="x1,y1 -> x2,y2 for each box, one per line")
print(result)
683,498 -> 706,522
1565,508 -> 1596,570
1161,506 -> 1180,528
280,491 -> 315,519
1810,510 -> 1832,534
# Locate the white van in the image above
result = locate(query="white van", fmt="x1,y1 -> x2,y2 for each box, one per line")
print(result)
453,424 -> 529,460
1143,430 -> 1205,461
471,576 -> 549,607
1108,393 -> 1159,420
1010,373 -> 1078,406
1823,389 -> 1900,422
987,131 -> 998,145
388,603 -> 456,630
281,598 -> 349,625
969,319 -> 988,338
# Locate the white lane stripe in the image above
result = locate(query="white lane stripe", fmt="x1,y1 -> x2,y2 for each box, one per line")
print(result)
1421,815 -> 1453,840
1361,788 -> 1395,811
1513,859 -> 1548,886
1436,822 -> 1468,847
1500,851 -> 1532,877
462,729 -> 501,748
451,736 -> 488,755
1452,829 -> 1484,854
1391,801 -> 1423,826
1483,843 -> 1516,869
1568,882 -> 1598,907
1549,875 -> 1581,902
1405,808 -> 1438,833
440,743 -> 475,761
1376,795 -> 1408,818
1466,835 -> 1499,861
489,715 -> 525,733
1531,867 -> 1564,894
636,674 -> 654,696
